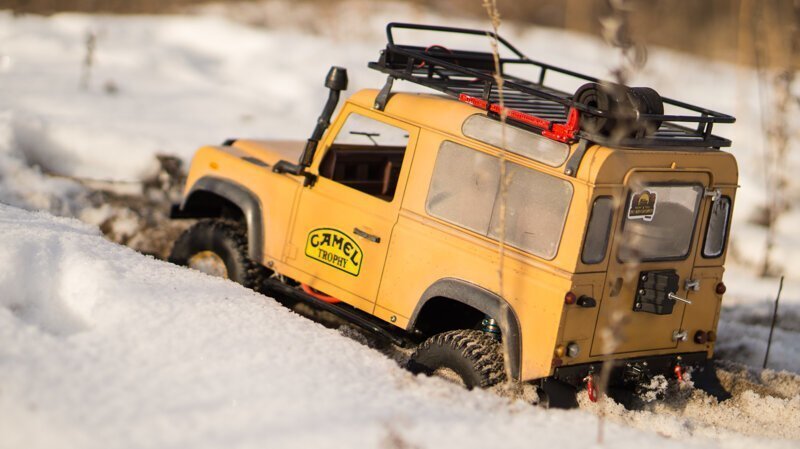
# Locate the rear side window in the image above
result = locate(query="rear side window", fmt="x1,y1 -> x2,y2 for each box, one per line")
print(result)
426,141 -> 500,234
702,196 -> 731,258
462,114 -> 569,167
426,140 -> 573,260
487,163 -> 573,260
581,197 -> 615,264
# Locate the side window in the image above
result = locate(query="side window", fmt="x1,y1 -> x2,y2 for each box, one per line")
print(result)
320,112 -> 410,201
426,141 -> 500,234
702,196 -> 731,258
462,114 -> 569,167
581,197 -> 615,264
487,162 -> 573,260
426,140 -> 573,260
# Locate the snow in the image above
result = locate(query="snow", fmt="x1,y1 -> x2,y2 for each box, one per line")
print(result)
0,1 -> 799,447
0,204 -> 705,449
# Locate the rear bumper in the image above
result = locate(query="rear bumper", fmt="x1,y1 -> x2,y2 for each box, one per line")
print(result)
550,351 -> 708,388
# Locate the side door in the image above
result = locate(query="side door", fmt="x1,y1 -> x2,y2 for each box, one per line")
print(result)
287,106 -> 418,311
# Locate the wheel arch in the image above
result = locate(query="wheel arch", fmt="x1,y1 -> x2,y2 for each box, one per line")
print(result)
177,176 -> 264,261
407,278 -> 522,380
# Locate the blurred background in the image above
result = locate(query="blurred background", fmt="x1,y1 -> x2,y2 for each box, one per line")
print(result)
0,1 -> 797,276
2,0 -> 799,67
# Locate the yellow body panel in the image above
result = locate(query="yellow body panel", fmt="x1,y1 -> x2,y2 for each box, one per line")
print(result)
180,88 -> 739,382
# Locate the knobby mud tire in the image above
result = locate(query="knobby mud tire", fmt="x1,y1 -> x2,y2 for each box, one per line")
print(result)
407,329 -> 506,389
168,218 -> 270,291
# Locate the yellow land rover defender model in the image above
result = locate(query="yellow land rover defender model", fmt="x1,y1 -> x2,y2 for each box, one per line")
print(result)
169,24 -> 737,407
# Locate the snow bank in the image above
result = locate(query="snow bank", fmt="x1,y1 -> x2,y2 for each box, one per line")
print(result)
0,204 -> 728,449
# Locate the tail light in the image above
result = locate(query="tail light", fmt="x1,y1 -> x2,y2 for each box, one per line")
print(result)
554,344 -> 566,358
694,330 -> 708,344
715,282 -> 727,295
564,291 -> 577,305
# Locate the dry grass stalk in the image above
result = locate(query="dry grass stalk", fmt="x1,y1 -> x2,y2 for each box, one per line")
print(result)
745,0 -> 800,276
595,312 -> 629,443
594,0 -> 641,442
481,0 -> 517,389
481,0 -> 509,299
80,29 -> 96,90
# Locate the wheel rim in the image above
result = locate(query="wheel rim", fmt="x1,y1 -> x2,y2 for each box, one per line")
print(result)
187,250 -> 229,279
433,367 -> 467,388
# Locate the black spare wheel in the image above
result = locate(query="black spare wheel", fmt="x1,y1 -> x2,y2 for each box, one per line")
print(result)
628,87 -> 664,135
574,82 -> 663,138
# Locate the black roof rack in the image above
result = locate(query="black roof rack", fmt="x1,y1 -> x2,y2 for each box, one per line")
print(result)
368,23 -> 735,149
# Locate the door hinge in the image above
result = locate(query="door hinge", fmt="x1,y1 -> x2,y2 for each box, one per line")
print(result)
685,278 -> 701,291
672,329 -> 688,342
704,188 -> 721,202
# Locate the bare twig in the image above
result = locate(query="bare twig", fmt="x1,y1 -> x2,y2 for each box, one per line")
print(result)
594,1 -> 642,443
482,0 -> 515,389
80,29 -> 96,90
594,312 -> 629,444
747,0 -> 799,276
763,275 -> 784,369
600,0 -> 646,85
482,0 -> 509,303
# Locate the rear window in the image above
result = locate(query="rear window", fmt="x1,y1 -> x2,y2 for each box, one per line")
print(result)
618,185 -> 703,262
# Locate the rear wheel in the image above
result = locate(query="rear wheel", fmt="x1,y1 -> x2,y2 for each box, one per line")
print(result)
168,218 -> 270,290
407,330 -> 506,389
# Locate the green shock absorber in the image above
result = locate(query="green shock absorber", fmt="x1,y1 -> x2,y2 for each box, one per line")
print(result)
481,317 -> 501,340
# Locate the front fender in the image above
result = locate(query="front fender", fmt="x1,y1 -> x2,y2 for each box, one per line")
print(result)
180,176 -> 264,261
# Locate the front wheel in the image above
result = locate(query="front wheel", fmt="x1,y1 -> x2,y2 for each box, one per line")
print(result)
407,330 -> 506,389
168,218 -> 270,290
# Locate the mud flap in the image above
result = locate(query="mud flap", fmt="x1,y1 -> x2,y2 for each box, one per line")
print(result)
538,378 -> 579,409
606,386 -> 641,409
692,358 -> 732,402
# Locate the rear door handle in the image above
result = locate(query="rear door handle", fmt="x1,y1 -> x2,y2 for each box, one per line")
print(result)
354,227 -> 381,243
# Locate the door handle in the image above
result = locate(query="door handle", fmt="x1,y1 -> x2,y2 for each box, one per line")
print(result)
668,292 -> 692,305
354,227 -> 381,243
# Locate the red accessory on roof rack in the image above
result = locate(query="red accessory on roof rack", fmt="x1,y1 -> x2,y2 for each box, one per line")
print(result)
458,93 -> 579,143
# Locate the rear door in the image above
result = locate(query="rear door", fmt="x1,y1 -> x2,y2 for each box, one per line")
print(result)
590,171 -> 709,356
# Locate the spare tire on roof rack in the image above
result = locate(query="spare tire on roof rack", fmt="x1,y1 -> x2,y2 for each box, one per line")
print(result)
573,82 -> 664,139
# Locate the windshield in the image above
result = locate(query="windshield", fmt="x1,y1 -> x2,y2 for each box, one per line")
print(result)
618,184 -> 703,262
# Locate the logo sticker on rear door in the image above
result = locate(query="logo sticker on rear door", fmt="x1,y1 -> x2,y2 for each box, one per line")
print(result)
628,190 -> 658,221
305,228 -> 362,276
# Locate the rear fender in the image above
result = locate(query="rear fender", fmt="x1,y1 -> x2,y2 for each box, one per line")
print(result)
408,278 -> 522,380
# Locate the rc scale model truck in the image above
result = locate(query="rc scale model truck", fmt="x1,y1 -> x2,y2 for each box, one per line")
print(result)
169,23 -> 737,407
